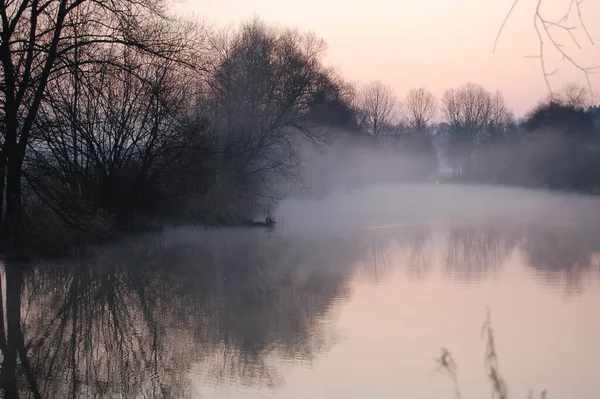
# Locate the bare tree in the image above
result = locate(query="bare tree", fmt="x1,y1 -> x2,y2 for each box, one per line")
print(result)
560,83 -> 590,109
488,91 -> 515,134
442,83 -> 492,141
0,0 -> 197,250
202,19 -> 329,222
27,47 -> 205,230
441,83 -> 511,176
404,87 -> 437,133
356,81 -> 398,136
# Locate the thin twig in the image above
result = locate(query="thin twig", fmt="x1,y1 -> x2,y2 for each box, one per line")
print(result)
575,0 -> 593,44
496,0 -> 597,96
493,0 -> 520,54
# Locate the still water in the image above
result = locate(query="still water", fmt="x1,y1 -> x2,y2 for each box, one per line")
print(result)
2,185 -> 600,398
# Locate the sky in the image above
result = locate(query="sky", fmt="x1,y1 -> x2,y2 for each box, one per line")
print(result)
175,0 -> 600,117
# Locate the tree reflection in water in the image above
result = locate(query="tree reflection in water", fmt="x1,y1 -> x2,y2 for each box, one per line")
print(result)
444,224 -> 522,283
0,220 -> 599,398
0,229 -> 359,398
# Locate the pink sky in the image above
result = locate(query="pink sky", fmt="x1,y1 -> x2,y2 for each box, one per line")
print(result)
178,0 -> 600,116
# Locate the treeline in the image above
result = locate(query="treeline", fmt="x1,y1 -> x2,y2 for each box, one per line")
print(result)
436,83 -> 600,190
1,1 -> 599,255
0,7 -> 366,254
345,79 -> 600,192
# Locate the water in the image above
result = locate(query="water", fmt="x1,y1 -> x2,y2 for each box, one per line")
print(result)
2,184 -> 600,398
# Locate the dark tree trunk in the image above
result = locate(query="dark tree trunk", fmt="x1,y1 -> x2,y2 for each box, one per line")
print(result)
0,150 -> 6,233
1,263 -> 23,399
0,262 -> 6,353
5,153 -> 25,253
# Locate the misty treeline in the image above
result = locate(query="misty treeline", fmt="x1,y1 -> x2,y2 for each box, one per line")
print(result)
312,79 -> 600,198
349,79 -> 600,187
1,1 -> 599,255
437,83 -> 600,189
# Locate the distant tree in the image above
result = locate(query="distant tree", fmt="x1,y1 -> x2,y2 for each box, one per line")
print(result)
441,83 -> 509,176
486,91 -> 516,141
559,83 -> 590,110
404,87 -> 437,133
523,99 -> 596,188
356,81 -> 398,136
588,105 -> 600,131
393,87 -> 439,179
524,99 -> 593,136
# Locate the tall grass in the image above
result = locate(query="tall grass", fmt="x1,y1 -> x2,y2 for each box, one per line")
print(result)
481,310 -> 508,399
435,311 -> 547,399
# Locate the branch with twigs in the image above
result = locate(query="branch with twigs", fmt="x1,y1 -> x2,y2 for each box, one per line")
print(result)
494,0 -> 598,97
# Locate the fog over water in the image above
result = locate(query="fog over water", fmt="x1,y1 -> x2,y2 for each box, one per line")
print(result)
2,182 -> 600,398
278,183 -> 600,233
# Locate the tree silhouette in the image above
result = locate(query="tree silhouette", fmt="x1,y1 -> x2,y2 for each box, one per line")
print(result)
0,0 -> 197,251
356,81 -> 398,137
404,87 -> 437,134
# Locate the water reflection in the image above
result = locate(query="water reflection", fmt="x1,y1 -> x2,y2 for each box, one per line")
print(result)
444,225 -> 521,283
1,230 -> 360,398
523,224 -> 600,295
1,218 -> 600,398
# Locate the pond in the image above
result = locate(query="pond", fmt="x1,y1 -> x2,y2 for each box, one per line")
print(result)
1,184 -> 599,398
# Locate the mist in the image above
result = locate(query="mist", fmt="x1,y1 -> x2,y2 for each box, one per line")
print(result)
278,147 -> 600,236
